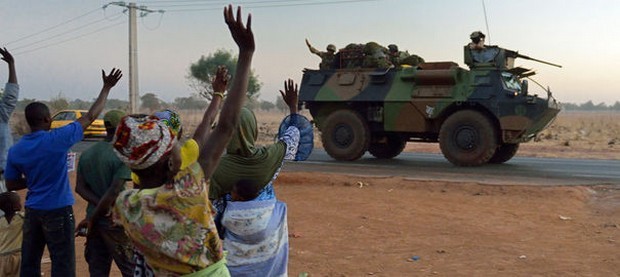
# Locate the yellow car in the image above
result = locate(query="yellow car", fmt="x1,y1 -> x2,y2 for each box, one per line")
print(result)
50,110 -> 106,137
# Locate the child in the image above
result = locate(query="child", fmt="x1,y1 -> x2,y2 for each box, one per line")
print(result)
231,179 -> 261,202
221,179 -> 290,276
0,191 -> 23,277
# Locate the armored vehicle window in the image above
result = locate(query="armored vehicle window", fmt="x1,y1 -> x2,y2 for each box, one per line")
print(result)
501,72 -> 521,91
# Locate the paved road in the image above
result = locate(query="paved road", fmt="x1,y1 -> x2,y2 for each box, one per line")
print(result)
73,140 -> 620,186
283,150 -> 620,186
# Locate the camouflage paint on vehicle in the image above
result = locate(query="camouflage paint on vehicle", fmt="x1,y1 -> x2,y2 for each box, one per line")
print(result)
299,45 -> 561,165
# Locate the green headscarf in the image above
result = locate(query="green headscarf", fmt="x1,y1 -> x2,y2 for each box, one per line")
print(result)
209,108 -> 286,200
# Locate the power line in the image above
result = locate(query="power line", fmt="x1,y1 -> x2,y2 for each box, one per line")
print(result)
157,0 -> 379,12
6,7 -> 103,46
105,2 -> 163,113
144,0 -> 317,8
11,13 -> 124,52
13,21 -> 126,56
138,0 -> 214,3
141,12 -> 165,30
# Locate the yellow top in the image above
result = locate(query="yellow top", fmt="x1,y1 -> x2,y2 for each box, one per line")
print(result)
131,138 -> 200,185
0,212 -> 23,255
114,162 -> 224,275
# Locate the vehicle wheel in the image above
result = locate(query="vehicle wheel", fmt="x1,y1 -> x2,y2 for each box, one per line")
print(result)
321,109 -> 370,161
439,110 -> 497,166
489,143 -> 519,164
368,134 -> 406,159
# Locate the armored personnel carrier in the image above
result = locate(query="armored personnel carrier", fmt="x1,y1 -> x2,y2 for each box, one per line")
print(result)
298,43 -> 561,166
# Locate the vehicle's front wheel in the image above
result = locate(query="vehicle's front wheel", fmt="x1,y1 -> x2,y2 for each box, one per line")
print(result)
489,143 -> 519,164
439,110 -> 497,166
321,110 -> 370,161
368,133 -> 406,159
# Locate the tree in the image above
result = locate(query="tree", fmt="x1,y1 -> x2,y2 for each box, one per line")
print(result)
188,49 -> 262,100
562,102 -> 578,111
259,100 -> 275,111
141,93 -> 161,112
48,92 -> 69,113
174,94 -> 209,110
69,99 -> 91,110
275,96 -> 288,113
16,98 -> 36,111
105,98 -> 130,110
594,102 -> 607,111
579,100 -> 595,111
612,101 -> 620,111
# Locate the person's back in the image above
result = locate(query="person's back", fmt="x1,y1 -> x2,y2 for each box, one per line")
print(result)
95,6 -> 254,276
8,118 -> 82,209
79,142 -> 127,206
212,80 -> 313,277
222,180 -> 289,276
5,69 -> 123,277
75,109 -> 134,277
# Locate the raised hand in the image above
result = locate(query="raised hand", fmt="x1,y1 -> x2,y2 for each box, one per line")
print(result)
211,65 -> 229,94
0,47 -> 14,65
101,68 -> 123,89
279,79 -> 298,114
224,5 -> 254,52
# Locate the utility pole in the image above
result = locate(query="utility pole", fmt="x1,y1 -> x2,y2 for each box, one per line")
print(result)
128,2 -> 138,113
105,2 -> 162,113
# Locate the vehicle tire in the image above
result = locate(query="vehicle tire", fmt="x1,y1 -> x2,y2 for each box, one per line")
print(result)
321,109 -> 370,161
489,143 -> 519,164
368,134 -> 406,159
439,110 -> 497,166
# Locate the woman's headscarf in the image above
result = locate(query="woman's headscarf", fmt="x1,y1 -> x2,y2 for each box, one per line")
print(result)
112,114 -> 177,170
209,108 -> 286,200
153,109 -> 182,135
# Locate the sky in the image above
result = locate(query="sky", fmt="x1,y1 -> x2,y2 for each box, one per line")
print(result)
0,0 -> 619,105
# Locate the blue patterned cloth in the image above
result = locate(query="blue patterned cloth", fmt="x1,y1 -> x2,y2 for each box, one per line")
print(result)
278,114 -> 313,161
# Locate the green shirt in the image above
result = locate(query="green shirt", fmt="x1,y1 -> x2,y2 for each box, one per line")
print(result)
77,141 -> 131,218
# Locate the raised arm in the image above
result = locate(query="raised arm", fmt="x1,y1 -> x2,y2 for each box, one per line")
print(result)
305,39 -> 320,55
198,5 -> 254,178
0,48 -> 18,121
193,66 -> 228,149
76,68 -> 122,131
1,48 -> 16,84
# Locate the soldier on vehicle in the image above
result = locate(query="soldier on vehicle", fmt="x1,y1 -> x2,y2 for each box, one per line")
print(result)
387,44 -> 425,67
467,31 -> 500,64
305,39 -> 336,69
468,31 -> 486,50
362,41 -> 391,69
387,44 -> 400,66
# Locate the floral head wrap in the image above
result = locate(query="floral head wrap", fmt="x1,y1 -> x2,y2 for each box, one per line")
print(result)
112,114 -> 177,170
153,109 -> 182,135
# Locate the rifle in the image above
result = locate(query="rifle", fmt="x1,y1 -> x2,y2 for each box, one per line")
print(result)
514,52 -> 562,68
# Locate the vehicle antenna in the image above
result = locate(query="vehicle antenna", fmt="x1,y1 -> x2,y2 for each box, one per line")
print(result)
482,0 -> 491,44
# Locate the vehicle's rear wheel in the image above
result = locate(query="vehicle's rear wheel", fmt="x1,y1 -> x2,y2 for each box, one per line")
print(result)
321,109 -> 370,161
439,110 -> 497,166
489,143 -> 519,164
368,133 -> 406,159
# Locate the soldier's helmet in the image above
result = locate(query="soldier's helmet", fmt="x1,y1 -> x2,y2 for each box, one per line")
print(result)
327,44 -> 336,52
388,44 -> 398,53
470,31 -> 486,40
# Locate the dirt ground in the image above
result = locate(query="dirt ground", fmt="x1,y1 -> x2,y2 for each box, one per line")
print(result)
25,111 -> 619,276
